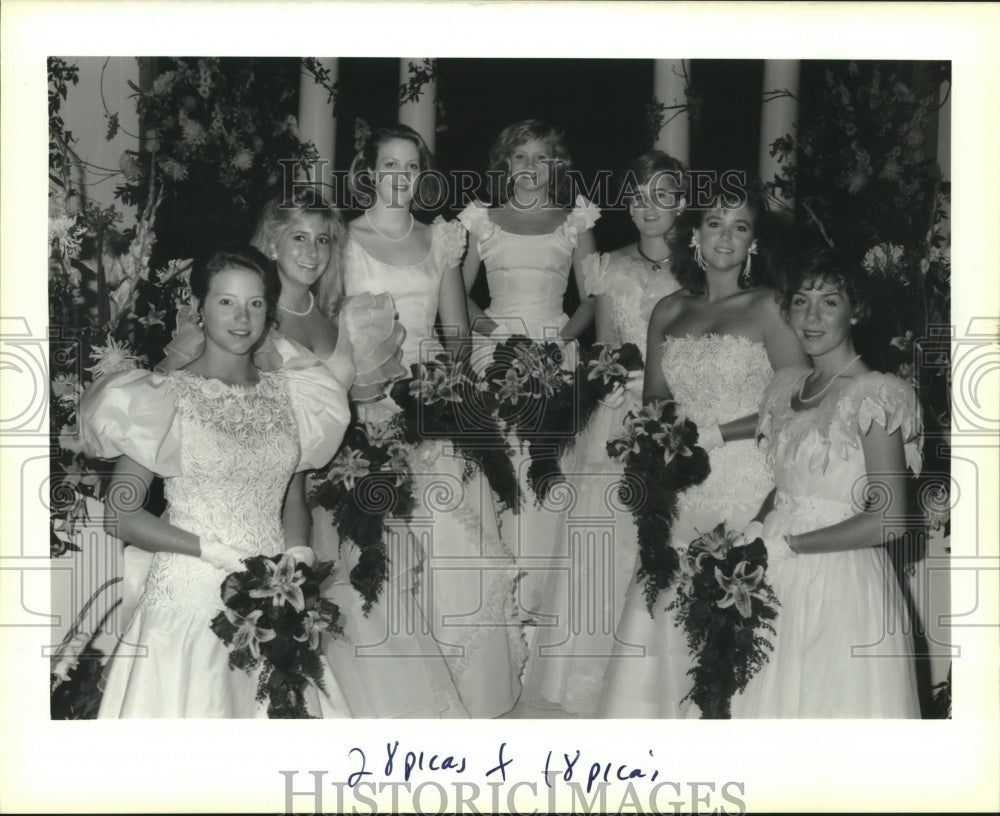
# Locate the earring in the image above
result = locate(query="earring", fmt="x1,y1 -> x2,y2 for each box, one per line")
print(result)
690,234 -> 707,271
739,240 -> 758,287
850,317 -> 858,325
196,314 -> 204,328
694,244 -> 707,271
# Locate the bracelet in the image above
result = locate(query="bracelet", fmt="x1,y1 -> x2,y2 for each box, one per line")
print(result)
783,534 -> 798,555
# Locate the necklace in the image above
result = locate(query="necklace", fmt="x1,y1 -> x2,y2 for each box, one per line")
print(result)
277,291 -> 314,317
798,354 -> 861,404
365,209 -> 415,242
636,243 -> 670,273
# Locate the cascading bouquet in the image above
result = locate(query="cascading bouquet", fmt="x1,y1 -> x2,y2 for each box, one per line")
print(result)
209,549 -> 342,719
579,341 -> 644,414
606,399 -> 711,612
668,523 -> 779,719
484,336 -> 596,505
390,353 -> 519,513
308,417 -> 414,614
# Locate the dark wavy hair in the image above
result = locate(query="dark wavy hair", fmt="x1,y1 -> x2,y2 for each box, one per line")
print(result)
250,186 -> 345,317
779,245 -> 872,324
668,175 -> 771,294
486,119 -> 573,206
190,245 -> 281,327
347,123 -> 445,212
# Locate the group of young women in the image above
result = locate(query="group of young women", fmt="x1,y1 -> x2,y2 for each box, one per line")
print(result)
78,117 -> 924,719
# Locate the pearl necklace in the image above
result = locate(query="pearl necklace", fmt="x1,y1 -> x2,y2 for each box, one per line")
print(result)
636,243 -> 670,273
798,354 -> 861,404
277,291 -> 314,317
365,209 -> 415,242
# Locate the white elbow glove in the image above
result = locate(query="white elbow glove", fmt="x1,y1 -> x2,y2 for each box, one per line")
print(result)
762,534 -> 798,566
739,520 -> 765,548
199,535 -> 249,573
698,419 -> 725,452
284,545 -> 317,568
623,369 -> 645,396
600,383 -> 628,409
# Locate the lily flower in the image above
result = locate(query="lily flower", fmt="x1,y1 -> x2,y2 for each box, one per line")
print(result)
715,560 -> 767,619
249,554 -> 306,612
587,345 -> 627,385
224,607 -> 276,660
493,367 -> 530,405
326,448 -> 371,490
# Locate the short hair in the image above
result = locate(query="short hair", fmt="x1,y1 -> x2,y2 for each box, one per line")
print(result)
486,119 -> 573,206
190,245 -> 280,326
347,123 -> 444,212
250,187 -> 345,317
621,150 -> 687,203
669,175 -> 771,294
780,245 -> 872,325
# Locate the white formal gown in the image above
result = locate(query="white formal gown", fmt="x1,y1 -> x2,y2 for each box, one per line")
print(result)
300,294 -> 470,718
457,196 -> 601,616
597,333 -> 774,718
80,364 -> 353,717
520,250 -> 681,715
731,368 -> 922,717
343,217 -> 524,718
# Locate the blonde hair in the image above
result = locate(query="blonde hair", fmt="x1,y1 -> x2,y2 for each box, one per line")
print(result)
250,187 -> 346,317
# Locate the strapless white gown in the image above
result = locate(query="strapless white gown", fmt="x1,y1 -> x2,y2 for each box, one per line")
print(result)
597,333 -> 774,718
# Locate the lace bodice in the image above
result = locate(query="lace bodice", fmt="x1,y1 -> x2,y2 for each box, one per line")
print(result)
458,196 -> 600,332
662,334 -> 774,514
583,252 -> 681,347
78,365 -> 350,615
344,218 -> 466,368
758,368 -> 923,508
143,371 -> 298,610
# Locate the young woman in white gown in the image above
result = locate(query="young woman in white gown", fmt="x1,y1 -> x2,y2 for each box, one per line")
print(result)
732,248 -> 922,717
249,190 -> 469,718
82,247 -> 353,717
520,151 -> 686,715
342,124 -> 523,718
596,179 -> 807,718
458,119 -> 600,617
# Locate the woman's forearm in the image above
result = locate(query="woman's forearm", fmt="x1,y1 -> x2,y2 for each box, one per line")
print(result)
108,506 -> 202,557
785,504 -> 911,555
719,413 -> 759,443
559,297 -> 596,340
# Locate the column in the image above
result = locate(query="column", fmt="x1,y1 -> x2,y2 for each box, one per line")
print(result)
297,58 -> 338,185
652,59 -> 690,164
398,58 -> 437,154
759,60 -> 800,205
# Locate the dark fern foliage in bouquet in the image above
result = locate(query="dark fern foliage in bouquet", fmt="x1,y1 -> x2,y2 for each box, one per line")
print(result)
209,552 -> 341,719
669,524 -> 779,719
607,400 -> 711,613
308,417 -> 414,614
484,336 -> 601,505
390,354 -> 519,513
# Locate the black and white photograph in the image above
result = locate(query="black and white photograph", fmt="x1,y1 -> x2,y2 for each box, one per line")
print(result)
2,1 -> 998,814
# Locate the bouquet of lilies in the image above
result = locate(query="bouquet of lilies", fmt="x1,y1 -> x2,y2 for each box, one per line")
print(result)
209,548 -> 341,718
669,522 -> 779,719
484,336 -> 590,505
309,416 -> 414,614
391,353 -> 519,513
581,341 -> 644,410
606,399 -> 711,611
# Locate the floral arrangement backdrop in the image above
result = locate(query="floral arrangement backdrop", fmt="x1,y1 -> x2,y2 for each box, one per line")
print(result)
47,57 -> 953,718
